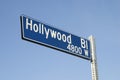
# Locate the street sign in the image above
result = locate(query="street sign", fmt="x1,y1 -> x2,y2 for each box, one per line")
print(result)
20,15 -> 91,60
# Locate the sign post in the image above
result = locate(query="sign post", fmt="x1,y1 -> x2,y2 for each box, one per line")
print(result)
20,15 -> 99,80
89,35 -> 98,80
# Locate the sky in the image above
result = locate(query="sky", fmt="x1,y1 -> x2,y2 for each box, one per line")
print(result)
0,0 -> 120,80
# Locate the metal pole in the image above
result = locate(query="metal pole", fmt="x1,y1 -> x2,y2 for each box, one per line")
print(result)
89,35 -> 98,80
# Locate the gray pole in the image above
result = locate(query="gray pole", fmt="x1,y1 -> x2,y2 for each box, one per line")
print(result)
89,35 -> 98,80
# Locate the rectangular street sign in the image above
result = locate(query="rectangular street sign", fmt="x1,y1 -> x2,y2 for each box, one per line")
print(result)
20,15 -> 91,60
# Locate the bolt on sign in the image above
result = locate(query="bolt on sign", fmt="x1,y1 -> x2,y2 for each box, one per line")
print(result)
20,15 -> 91,60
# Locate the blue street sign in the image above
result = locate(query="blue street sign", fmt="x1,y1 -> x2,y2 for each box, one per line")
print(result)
20,15 -> 91,60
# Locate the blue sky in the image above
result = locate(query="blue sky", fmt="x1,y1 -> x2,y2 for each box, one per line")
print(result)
0,0 -> 120,80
